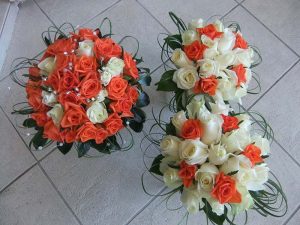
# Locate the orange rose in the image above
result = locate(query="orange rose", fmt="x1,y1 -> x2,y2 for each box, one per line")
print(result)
110,98 -> 133,117
123,52 -> 139,79
45,71 -> 61,92
104,112 -> 123,135
75,28 -> 99,41
46,38 -> 76,56
127,86 -> 139,103
234,33 -> 248,49
29,67 -> 41,77
107,77 -> 128,100
76,122 -> 98,142
43,120 -> 63,142
60,127 -> 78,143
178,161 -> 197,188
74,55 -> 97,75
58,91 -> 82,106
193,75 -> 218,96
31,112 -> 48,127
181,119 -> 204,139
59,70 -> 79,92
61,102 -> 88,128
232,64 -> 246,86
80,71 -> 101,99
211,172 -> 241,204
93,38 -> 122,62
197,24 -> 223,40
95,127 -> 108,144
242,144 -> 263,167
26,80 -> 42,96
28,94 -> 48,112
221,114 -> 239,133
54,54 -> 76,72
183,40 -> 207,61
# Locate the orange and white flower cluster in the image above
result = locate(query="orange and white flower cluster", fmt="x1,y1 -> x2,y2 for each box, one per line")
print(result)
25,28 -> 146,146
170,18 -> 254,111
158,98 -> 270,216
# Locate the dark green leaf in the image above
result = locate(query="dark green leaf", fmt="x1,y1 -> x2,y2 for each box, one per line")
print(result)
57,142 -> 73,155
138,75 -> 152,86
149,154 -> 164,176
90,140 -> 111,154
175,89 -> 185,111
203,199 -> 226,225
23,118 -> 37,128
44,36 -> 51,46
132,107 -> 146,123
107,135 -> 121,150
129,120 -> 144,132
156,70 -> 177,91
30,129 -> 48,150
164,34 -> 182,50
136,91 -> 150,107
77,142 -> 91,157
227,170 -> 238,176
166,121 -> 176,136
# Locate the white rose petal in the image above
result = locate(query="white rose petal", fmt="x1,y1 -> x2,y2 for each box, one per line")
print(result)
42,91 -> 57,106
47,104 -> 63,127
172,67 -> 198,90
201,114 -> 223,145
160,135 -> 181,158
100,69 -> 113,86
96,89 -> 108,102
233,48 -> 254,68
188,18 -> 204,30
163,167 -> 182,189
182,30 -> 199,45
201,35 -> 217,48
179,139 -> 208,165
171,49 -> 193,68
159,155 -> 178,174
221,128 -> 252,153
231,185 -> 254,215
197,59 -> 219,77
207,197 -> 225,216
252,135 -> 270,155
210,91 -> 231,115
171,110 -> 187,135
209,143 -> 229,165
106,57 -> 125,76
38,57 -> 55,75
195,163 -> 218,191
77,40 -> 94,56
180,186 -> 202,214
86,101 -> 108,124
215,52 -> 235,70
214,20 -> 224,32
218,28 -> 236,54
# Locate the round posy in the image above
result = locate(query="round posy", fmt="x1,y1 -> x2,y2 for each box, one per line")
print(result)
11,21 -> 151,157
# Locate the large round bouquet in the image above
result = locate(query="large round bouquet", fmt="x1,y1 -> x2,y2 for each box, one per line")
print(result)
143,13 -> 286,225
11,21 -> 151,157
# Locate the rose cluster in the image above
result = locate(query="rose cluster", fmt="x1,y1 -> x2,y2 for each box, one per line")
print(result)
156,97 -> 270,216
25,28 -> 146,147
158,18 -> 256,113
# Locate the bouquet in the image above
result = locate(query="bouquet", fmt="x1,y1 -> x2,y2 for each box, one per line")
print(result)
11,20 -> 151,157
143,13 -> 287,225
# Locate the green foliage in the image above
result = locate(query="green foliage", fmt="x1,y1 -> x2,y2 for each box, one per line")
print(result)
23,118 -> 37,128
29,129 -> 48,150
57,142 -> 73,155
156,70 -> 177,91
164,34 -> 182,50
149,154 -> 164,176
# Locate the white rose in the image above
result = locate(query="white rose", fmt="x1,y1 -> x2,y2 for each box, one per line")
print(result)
197,59 -> 219,77
179,139 -> 208,165
159,155 -> 178,174
188,18 -> 204,30
47,104 -> 63,127
221,128 -> 251,153
181,30 -> 199,45
231,185 -> 254,215
180,186 -> 202,214
86,101 -> 108,124
172,67 -> 198,90
207,197 -> 225,216
252,135 -> 270,155
38,57 -> 55,75
214,20 -> 224,32
186,96 -> 205,119
77,40 -> 94,56
42,91 -> 57,106
100,69 -> 113,86
160,135 -> 181,158
171,49 -> 193,68
220,156 -> 241,175
237,164 -> 269,191
195,163 -> 218,191
215,52 -> 235,70
235,114 -> 252,132
210,91 -> 231,115
203,42 -> 218,59
96,89 -> 108,102
209,143 -> 229,165
163,167 -> 182,189
217,70 -> 238,101
233,48 -> 254,68
201,35 -> 217,48
171,111 -> 187,134
218,28 -> 236,54
106,57 -> 125,76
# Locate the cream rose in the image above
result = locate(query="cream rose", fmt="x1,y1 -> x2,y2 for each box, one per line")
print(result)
96,89 -> 108,102
171,110 -> 187,134
221,127 -> 251,153
180,186 -> 202,214
86,101 -> 108,124
203,42 -> 218,59
188,18 -> 204,30
218,28 -> 236,54
160,135 -> 181,158
181,30 -> 199,45
77,40 -> 94,56
106,57 -> 125,76
210,91 -> 231,115
231,185 -> 254,215
215,52 -> 235,70
47,104 -> 63,127
195,163 -> 218,191
207,197 -> 225,216
42,91 -> 57,107
171,49 -> 193,68
100,69 -> 113,86
252,135 -> 270,155
214,20 -> 224,32
179,139 -> 208,165
197,59 -> 219,77
233,48 -> 254,68
208,143 -> 229,165
163,167 -> 182,189
172,67 -> 198,90
159,155 -> 178,174
38,57 -> 55,75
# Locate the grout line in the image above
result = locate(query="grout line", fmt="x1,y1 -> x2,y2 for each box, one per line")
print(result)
247,59 -> 300,111
32,0 -> 56,26
0,3 -> 11,37
283,204 -> 300,225
124,187 -> 167,225
239,4 -> 300,59
0,105 -> 83,225
220,3 -> 240,20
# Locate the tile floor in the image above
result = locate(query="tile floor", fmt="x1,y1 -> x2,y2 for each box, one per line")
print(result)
0,0 -> 299,224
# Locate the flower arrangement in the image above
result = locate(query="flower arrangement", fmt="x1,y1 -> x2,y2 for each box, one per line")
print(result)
11,20 -> 151,157
143,13 -> 287,224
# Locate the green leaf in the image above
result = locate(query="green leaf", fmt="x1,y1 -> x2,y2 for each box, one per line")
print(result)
129,120 -> 144,132
149,154 -> 164,176
203,199 -> 226,225
107,135 -> 121,150
166,121 -> 176,136
30,129 -> 48,150
227,170 -> 238,176
57,142 -> 73,155
136,91 -> 150,107
132,107 -> 146,123
164,34 -> 182,50
175,89 -> 185,111
44,36 -> 51,46
77,142 -> 91,157
156,70 -> 177,92
23,118 -> 37,128
138,75 -> 152,86
90,140 -> 111,154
